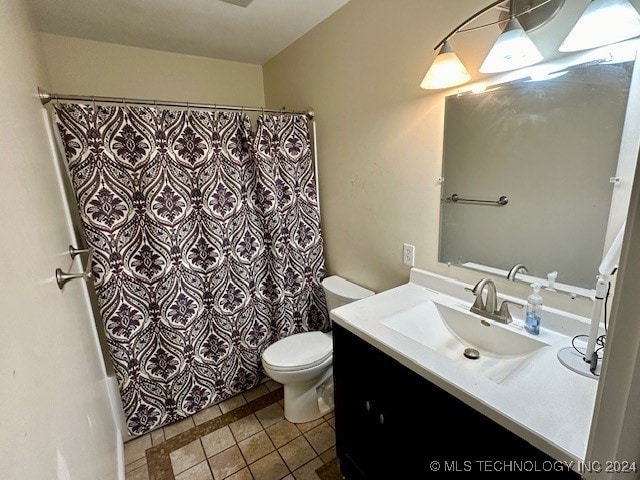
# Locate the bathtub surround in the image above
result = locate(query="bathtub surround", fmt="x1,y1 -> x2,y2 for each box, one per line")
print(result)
54,103 -> 327,435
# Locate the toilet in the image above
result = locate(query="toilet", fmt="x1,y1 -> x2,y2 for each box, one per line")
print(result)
261,275 -> 374,423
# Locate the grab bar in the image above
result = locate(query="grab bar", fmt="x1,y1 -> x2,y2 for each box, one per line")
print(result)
56,245 -> 95,290
444,193 -> 509,206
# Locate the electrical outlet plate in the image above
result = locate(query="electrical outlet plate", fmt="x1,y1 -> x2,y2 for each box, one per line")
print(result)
403,243 -> 415,266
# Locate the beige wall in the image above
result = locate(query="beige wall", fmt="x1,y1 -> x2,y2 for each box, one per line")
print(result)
40,33 -> 265,106
263,0 -> 606,315
0,1 -> 118,478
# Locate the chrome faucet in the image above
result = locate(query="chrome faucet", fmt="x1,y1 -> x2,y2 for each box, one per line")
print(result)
467,277 -> 523,324
507,263 -> 528,281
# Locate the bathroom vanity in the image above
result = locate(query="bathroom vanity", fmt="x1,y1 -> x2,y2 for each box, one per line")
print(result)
331,269 -> 597,478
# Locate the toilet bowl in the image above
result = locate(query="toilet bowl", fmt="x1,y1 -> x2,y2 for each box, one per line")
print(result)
261,275 -> 374,423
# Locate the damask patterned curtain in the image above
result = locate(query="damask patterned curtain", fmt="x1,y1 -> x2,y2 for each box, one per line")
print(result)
253,114 -> 327,338
54,104 -> 328,435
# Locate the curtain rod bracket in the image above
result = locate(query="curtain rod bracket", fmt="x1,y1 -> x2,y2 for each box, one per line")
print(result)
38,87 -> 52,105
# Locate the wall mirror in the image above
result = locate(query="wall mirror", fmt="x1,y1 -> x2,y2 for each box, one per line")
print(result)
439,53 -> 638,296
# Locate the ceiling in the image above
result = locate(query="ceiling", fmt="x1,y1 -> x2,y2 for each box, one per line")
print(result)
26,0 -> 350,64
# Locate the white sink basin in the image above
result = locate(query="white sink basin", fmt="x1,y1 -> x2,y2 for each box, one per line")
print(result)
381,300 -> 550,384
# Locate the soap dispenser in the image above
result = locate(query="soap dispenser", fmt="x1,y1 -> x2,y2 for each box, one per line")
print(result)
525,283 -> 543,335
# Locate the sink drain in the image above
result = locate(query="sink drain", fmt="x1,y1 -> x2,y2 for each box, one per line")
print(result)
464,348 -> 480,360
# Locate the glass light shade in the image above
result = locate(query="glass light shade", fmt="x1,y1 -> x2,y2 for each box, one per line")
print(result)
420,41 -> 471,90
479,18 -> 544,73
559,0 -> 640,52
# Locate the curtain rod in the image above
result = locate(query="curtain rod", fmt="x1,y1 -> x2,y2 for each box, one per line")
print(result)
37,87 -> 315,120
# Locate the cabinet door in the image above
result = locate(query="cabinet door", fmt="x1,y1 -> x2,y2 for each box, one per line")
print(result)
333,324 -> 579,478
379,356 -> 432,476
333,324 -> 388,478
334,324 -> 428,477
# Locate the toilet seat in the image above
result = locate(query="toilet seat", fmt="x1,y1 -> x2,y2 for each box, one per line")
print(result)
262,331 -> 332,372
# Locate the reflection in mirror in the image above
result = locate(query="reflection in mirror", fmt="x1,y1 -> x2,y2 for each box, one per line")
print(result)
439,57 -> 636,294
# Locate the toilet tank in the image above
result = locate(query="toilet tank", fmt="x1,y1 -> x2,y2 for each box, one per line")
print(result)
321,275 -> 374,311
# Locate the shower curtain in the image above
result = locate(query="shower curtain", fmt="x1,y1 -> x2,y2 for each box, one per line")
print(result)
54,103 -> 328,434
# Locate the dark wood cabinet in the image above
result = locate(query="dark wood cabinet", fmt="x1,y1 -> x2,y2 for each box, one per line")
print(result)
332,323 -> 579,478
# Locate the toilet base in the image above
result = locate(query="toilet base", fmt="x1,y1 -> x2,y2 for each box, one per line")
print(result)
282,368 -> 333,423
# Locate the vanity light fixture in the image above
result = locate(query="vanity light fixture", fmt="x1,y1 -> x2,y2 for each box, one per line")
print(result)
421,0 -> 640,89
479,17 -> 543,73
420,0 -> 560,90
559,0 -> 640,52
420,41 -> 472,89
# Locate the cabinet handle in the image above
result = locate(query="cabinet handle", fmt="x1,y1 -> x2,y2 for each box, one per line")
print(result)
365,401 -> 371,412
379,413 -> 385,425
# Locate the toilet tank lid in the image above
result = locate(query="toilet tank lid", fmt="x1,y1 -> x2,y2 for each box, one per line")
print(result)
321,275 -> 374,299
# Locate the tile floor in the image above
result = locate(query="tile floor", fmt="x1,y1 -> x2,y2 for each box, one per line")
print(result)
124,380 -> 341,480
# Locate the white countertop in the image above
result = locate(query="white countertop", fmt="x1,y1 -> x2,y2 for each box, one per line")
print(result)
330,268 -> 598,466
